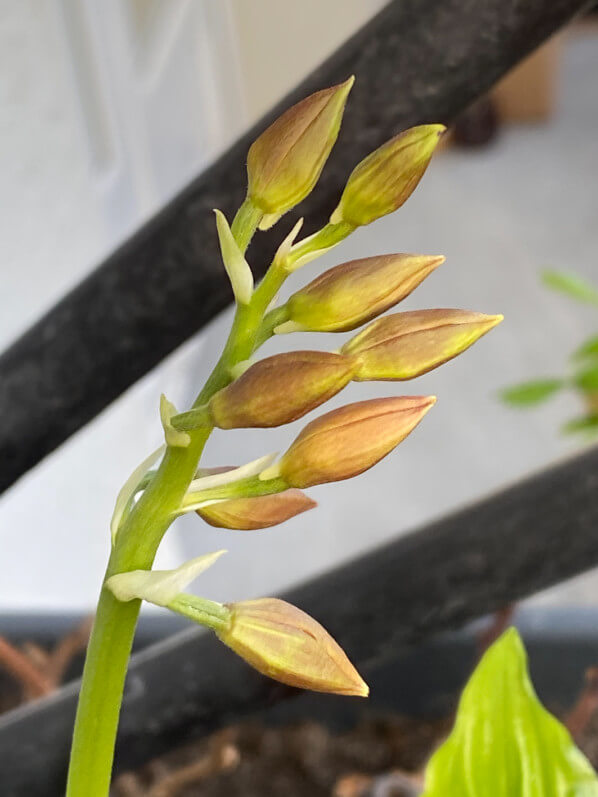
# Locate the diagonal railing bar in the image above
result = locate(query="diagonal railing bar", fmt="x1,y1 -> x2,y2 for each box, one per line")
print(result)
0,0 -> 590,494
2,442 -> 598,794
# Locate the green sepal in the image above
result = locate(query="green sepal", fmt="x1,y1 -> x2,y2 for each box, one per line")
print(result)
422,628 -> 598,797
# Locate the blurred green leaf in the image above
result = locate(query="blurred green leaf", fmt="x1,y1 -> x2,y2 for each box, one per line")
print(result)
542,270 -> 598,307
422,629 -> 598,797
562,415 -> 598,436
574,366 -> 598,393
574,336 -> 598,362
500,379 -> 563,407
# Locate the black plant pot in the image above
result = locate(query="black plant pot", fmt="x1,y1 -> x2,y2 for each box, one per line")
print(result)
0,607 -> 597,796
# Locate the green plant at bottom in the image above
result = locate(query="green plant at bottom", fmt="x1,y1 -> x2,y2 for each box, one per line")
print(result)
64,77 -> 502,795
422,629 -> 598,796
501,270 -> 598,437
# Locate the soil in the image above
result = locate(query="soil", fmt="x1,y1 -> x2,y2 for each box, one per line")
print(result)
111,716 -> 448,797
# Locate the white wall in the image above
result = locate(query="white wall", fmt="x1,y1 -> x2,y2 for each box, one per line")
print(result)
0,0 -> 245,608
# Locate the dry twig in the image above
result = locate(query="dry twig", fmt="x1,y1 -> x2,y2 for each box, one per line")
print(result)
476,605 -> 516,657
566,667 -> 598,740
0,636 -> 54,699
146,736 -> 240,797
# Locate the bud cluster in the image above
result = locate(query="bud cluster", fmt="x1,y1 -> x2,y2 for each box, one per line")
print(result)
111,78 -> 502,702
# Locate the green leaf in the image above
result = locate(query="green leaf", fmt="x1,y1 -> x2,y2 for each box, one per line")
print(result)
574,367 -> 598,393
422,629 -> 598,797
500,379 -> 563,406
573,336 -> 598,362
542,270 -> 598,307
562,415 -> 598,436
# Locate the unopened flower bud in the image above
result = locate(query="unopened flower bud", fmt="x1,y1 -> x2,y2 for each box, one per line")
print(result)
343,310 -> 503,381
198,490 -> 316,530
281,254 -> 444,333
247,78 -> 354,228
217,598 -> 368,696
278,396 -> 435,488
208,351 -> 356,428
330,125 -> 445,227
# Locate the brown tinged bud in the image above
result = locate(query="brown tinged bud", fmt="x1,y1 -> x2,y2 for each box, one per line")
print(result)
208,351 -> 356,428
330,124 -> 445,227
217,598 -> 368,696
247,78 -> 354,227
278,395 -> 436,488
281,254 -> 444,333
342,309 -> 504,381
197,490 -> 316,530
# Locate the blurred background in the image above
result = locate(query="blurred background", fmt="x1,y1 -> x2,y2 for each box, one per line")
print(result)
1,0 -> 597,613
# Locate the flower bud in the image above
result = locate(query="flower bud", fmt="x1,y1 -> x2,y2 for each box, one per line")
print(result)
197,490 -> 316,530
217,598 -> 368,696
330,124 -> 445,227
247,78 -> 354,227
343,309 -> 503,381
282,254 -> 444,333
208,351 -> 356,428
278,396 -> 435,488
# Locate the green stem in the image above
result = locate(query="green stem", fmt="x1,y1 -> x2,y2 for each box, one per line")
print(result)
66,433 -> 211,797
182,475 -> 288,509
168,594 -> 231,631
66,199 -> 269,797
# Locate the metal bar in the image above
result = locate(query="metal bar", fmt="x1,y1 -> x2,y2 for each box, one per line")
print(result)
2,443 -> 598,794
0,0 -> 590,493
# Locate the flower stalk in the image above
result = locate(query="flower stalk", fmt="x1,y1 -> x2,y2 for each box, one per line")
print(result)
65,78 -> 501,796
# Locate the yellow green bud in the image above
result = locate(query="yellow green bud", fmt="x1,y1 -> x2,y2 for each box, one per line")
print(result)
330,124 -> 446,227
343,309 -> 504,381
247,78 -> 354,226
197,489 -> 316,530
281,254 -> 444,333
278,395 -> 436,488
208,350 -> 356,429
217,598 -> 368,696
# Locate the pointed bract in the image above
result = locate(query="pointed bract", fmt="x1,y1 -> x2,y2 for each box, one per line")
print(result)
214,209 -> 254,305
279,396 -> 436,488
247,78 -> 354,221
208,351 -> 356,428
343,310 -> 503,380
160,395 -> 191,448
331,125 -> 445,227
284,254 -> 444,333
106,551 -> 226,607
217,598 -> 368,696
197,490 -> 316,530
